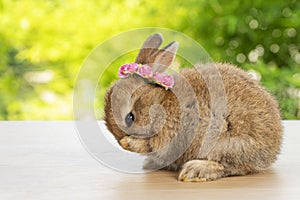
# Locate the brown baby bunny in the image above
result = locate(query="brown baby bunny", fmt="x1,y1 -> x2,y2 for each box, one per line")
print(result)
104,33 -> 283,182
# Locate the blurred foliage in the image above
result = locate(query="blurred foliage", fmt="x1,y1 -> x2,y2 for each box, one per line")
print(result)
0,0 -> 299,120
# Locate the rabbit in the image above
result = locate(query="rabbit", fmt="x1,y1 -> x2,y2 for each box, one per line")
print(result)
104,33 -> 283,182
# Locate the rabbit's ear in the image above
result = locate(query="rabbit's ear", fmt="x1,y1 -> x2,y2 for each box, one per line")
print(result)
135,33 -> 163,64
151,41 -> 179,73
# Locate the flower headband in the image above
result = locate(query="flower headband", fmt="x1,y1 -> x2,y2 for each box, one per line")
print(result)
118,63 -> 174,90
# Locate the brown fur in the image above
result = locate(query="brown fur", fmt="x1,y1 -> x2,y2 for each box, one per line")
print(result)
104,33 -> 283,182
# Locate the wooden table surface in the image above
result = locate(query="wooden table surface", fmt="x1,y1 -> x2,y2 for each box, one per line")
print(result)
0,121 -> 299,200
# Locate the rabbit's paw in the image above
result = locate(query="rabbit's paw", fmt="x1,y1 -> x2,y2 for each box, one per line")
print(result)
119,136 -> 130,150
178,160 -> 224,182
119,136 -> 150,153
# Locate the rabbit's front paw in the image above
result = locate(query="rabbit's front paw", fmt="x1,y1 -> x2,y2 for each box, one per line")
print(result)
178,160 -> 224,182
119,136 -> 151,153
119,136 -> 131,150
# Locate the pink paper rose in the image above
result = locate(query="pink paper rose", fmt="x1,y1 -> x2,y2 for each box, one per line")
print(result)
118,63 -> 138,78
118,63 -> 175,89
137,64 -> 153,78
153,72 -> 174,89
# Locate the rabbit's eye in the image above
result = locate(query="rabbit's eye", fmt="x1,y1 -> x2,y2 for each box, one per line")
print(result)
125,112 -> 135,127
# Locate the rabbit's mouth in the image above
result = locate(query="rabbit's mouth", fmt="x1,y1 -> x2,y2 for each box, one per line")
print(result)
126,131 -> 156,138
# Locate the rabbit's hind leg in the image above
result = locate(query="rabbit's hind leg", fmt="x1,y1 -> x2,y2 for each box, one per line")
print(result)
178,160 -> 224,182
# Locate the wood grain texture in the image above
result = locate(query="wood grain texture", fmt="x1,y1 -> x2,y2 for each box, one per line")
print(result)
0,121 -> 299,200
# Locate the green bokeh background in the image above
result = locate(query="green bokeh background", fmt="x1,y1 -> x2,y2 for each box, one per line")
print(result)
0,0 -> 299,120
